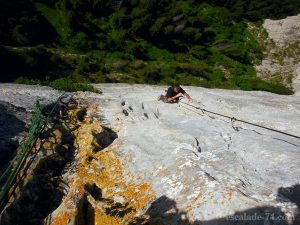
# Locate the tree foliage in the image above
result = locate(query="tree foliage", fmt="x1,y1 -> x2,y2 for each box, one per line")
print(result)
1,0 -> 299,94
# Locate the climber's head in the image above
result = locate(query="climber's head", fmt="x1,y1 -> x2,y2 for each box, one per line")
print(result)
172,84 -> 180,94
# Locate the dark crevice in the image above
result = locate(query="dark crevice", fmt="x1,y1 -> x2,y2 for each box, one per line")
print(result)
84,183 -> 102,201
1,99 -> 77,225
76,108 -> 87,122
194,137 -> 201,153
123,109 -> 129,116
75,194 -> 95,225
105,202 -> 134,218
92,126 -> 118,152
153,112 -> 159,119
144,113 -> 149,119
273,138 -> 300,148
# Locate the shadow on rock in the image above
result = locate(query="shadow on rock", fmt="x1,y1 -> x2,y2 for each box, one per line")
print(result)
92,126 -> 118,152
131,184 -> 300,225
0,102 -> 76,225
277,184 -> 300,225
0,101 -> 27,172
75,193 -> 95,225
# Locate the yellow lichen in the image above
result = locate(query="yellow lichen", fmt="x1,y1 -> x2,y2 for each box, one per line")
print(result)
48,97 -> 155,225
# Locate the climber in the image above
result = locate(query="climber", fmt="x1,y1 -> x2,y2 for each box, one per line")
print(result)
158,84 -> 192,103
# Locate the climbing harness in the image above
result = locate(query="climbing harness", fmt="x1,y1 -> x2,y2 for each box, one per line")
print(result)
179,100 -> 300,140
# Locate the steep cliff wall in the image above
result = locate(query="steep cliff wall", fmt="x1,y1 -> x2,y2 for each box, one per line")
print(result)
251,14 -> 300,95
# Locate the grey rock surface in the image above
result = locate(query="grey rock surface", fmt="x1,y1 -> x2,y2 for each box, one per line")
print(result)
263,15 -> 300,47
294,64 -> 300,96
0,84 -> 75,225
93,83 -> 300,224
0,83 -> 63,110
253,14 -> 300,95
0,83 -> 64,171
1,83 -> 299,224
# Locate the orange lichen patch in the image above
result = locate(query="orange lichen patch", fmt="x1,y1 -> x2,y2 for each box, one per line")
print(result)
77,149 -> 155,223
62,178 -> 85,204
47,98 -> 155,225
226,188 -> 234,200
94,213 -> 122,225
50,210 -> 77,225
186,191 -> 203,214
49,178 -> 85,225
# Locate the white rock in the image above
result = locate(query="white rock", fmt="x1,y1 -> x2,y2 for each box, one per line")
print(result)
264,14 -> 300,47
254,14 -> 300,94
92,84 -> 300,223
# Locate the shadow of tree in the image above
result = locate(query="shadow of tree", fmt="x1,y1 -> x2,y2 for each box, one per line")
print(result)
0,101 -> 76,225
131,184 -> 300,225
75,193 -> 95,225
0,101 -> 27,173
277,184 -> 300,225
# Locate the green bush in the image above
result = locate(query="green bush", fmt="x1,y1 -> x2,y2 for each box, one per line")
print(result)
35,2 -> 72,43
89,72 -> 110,83
139,41 -> 175,61
189,46 -> 210,59
176,73 -> 205,86
14,76 -> 101,93
69,32 -> 89,50
49,78 -> 101,93
12,25 -> 29,44
14,76 -> 41,85
233,77 -> 293,94
175,63 -> 211,80
107,29 -> 127,49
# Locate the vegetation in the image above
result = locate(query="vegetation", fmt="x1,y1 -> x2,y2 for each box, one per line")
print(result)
14,76 -> 101,93
1,0 -> 300,94
49,78 -> 101,93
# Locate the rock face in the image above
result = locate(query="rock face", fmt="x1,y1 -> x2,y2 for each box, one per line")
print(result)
252,14 -> 300,95
0,84 -> 69,225
294,65 -> 300,95
264,15 -> 300,47
92,84 -> 300,224
0,101 -> 27,171
0,84 -> 63,109
1,84 -> 300,224
0,84 -> 63,172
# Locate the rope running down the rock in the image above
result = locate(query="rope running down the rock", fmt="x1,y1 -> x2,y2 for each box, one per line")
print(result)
179,100 -> 300,140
